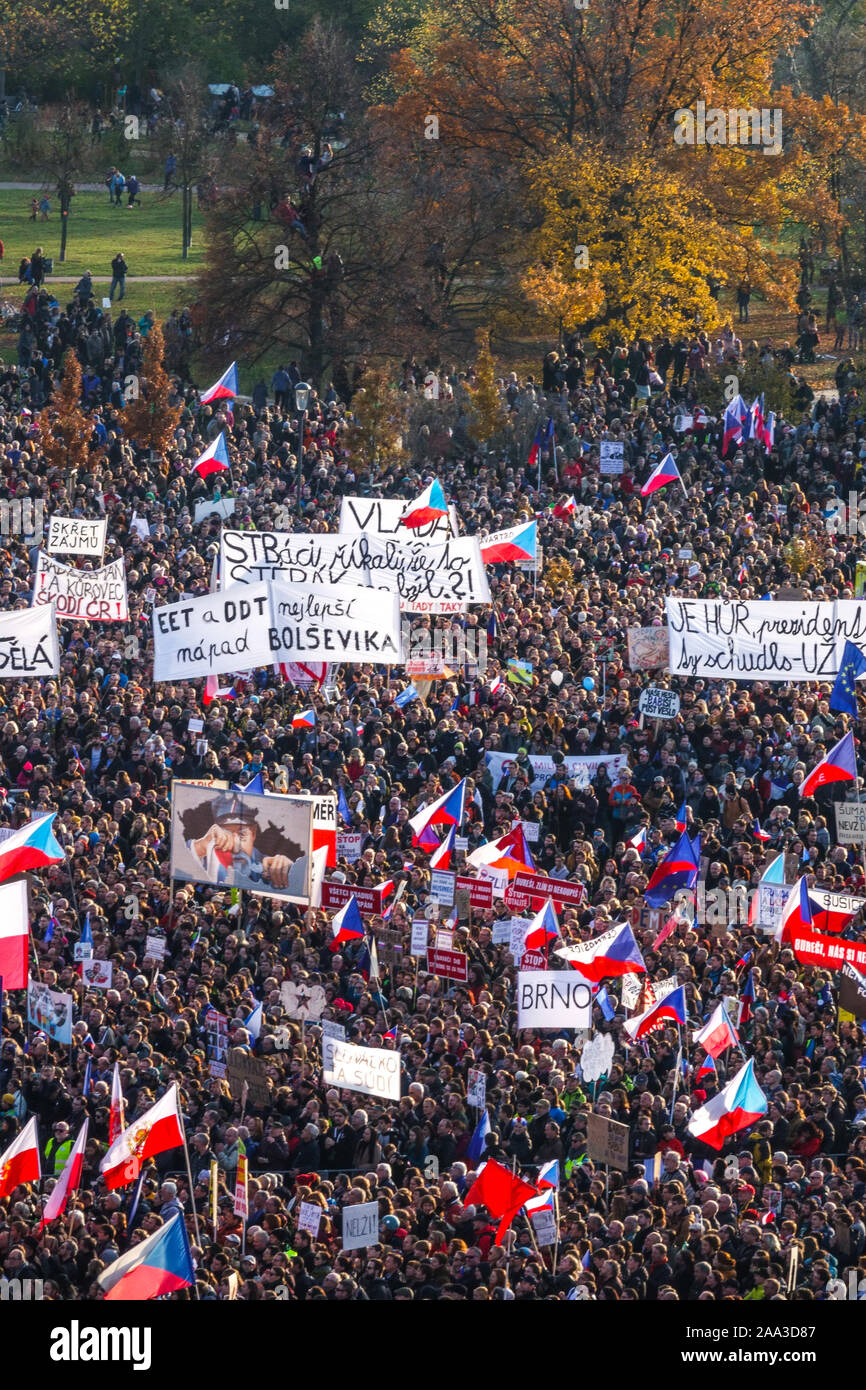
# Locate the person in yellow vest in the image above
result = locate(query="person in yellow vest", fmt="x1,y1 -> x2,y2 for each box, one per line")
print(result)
43,1119 -> 74,1176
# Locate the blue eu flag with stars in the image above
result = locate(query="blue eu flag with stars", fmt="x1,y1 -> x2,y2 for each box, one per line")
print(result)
830,640 -> 866,716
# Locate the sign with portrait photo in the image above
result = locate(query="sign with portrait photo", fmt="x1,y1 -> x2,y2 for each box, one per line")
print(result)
170,782 -> 313,904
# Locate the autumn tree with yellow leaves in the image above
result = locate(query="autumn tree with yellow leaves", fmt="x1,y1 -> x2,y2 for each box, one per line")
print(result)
466,329 -> 506,444
122,324 -> 183,467
39,351 -> 102,477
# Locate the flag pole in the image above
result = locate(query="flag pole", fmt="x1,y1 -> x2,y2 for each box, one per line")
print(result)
179,1109 -> 203,1255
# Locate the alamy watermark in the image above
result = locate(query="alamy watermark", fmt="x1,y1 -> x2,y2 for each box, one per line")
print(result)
0,499 -> 44,540
402,621 -> 488,674
1,1276 -> 44,1300
825,493 -> 866,536
674,102 -> 782,157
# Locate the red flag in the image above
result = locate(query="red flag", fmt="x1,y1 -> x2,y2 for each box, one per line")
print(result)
464,1159 -> 538,1245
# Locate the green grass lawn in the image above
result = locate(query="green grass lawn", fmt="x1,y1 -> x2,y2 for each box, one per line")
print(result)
0,188 -> 204,278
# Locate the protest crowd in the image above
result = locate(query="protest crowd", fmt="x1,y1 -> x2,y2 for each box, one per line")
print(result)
3,306 -> 866,1305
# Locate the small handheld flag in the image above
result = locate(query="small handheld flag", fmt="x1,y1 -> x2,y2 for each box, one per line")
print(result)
200,362 -> 239,404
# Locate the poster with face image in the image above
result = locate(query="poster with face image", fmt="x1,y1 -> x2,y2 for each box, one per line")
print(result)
170,782 -> 313,904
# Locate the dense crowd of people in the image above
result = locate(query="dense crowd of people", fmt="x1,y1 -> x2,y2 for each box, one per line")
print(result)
2,302 -> 866,1304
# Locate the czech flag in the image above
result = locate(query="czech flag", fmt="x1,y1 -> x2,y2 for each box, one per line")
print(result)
409,779 -> 466,846
628,825 -> 647,852
753,820 -> 771,843
722,395 -> 749,456
740,969 -> 756,1026
776,877 -> 814,944
203,674 -> 236,706
523,899 -> 560,952
466,1109 -> 491,1164
643,829 -> 699,907
330,896 -> 365,950
0,1116 -> 41,1197
696,1053 -> 717,1083
400,479 -> 448,529
536,1158 -> 559,1190
200,361 -> 239,404
808,886 -> 862,934
694,999 -> 739,1059
762,412 -> 775,449
800,730 -> 857,797
99,1085 -> 186,1190
748,394 -> 765,443
293,709 -> 316,730
0,812 -> 64,885
40,1120 -> 88,1229
555,921 -> 646,983
97,1212 -> 195,1301
675,801 -> 688,833
686,1058 -> 767,1150
191,432 -> 230,478
553,496 -> 578,518
641,453 -> 683,497
480,522 -> 537,566
624,984 -> 688,1041
429,825 -> 456,871
528,427 -> 544,472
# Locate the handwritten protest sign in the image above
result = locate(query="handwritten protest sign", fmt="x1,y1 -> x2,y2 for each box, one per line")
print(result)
0,605 -> 59,677
339,496 -> 458,539
153,583 -> 274,681
268,579 -> 403,664
638,687 -> 680,720
47,516 -> 107,556
34,553 -> 128,622
323,1037 -> 401,1100
666,598 -> 866,681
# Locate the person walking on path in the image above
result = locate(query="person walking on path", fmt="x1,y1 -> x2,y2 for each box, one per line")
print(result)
110,250 -> 128,302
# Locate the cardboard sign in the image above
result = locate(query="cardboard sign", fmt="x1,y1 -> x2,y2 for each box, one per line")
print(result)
341,1200 -> 380,1251
586,1113 -> 630,1170
205,1008 -> 229,1078
425,947 -> 469,982
521,820 -> 540,844
27,981 -> 73,1044
73,942 -> 93,962
226,1048 -> 270,1105
81,959 -> 112,989
509,918 -> 532,959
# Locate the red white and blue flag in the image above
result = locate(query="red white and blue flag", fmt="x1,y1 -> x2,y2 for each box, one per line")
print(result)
0,813 -> 64,885
800,730 -> 857,797
191,431 -> 230,478
409,779 -> 466,846
292,709 -> 317,730
624,984 -> 688,1041
480,522 -> 537,566
696,1052 -> 717,1083
200,362 -> 239,404
556,921 -> 646,983
429,825 -> 456,871
523,899 -> 560,952
686,1058 -> 767,1150
694,999 -> 739,1059
722,395 -> 749,456
400,479 -> 448,529
776,877 -> 814,944
641,452 -> 684,497
97,1212 -> 195,1301
628,825 -> 647,852
329,896 -> 365,950
675,801 -> 688,833
753,820 -> 771,843
643,829 -> 699,907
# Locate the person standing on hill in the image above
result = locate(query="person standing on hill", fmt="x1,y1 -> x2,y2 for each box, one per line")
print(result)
110,250 -> 128,302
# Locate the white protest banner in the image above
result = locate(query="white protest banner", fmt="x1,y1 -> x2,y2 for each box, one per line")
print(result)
491,920 -> 512,945
638,687 -> 681,720
33,552 -> 128,622
517,972 -> 592,1029
194,496 -> 236,525
467,1069 -> 487,1108
410,920 -> 429,956
758,882 -> 795,934
298,1202 -> 323,1238
485,750 -> 628,792
336,832 -> 363,862
81,959 -> 113,990
221,530 -> 489,615
323,1037 -> 401,1101
339,496 -> 458,540
27,980 -> 73,1044
0,605 -> 59,678
268,579 -> 403,664
152,583 -> 274,681
666,598 -> 866,681
342,1200 -> 380,1251
836,803 -> 866,845
531,1207 -> 558,1247
47,516 -> 107,556
600,441 -> 624,475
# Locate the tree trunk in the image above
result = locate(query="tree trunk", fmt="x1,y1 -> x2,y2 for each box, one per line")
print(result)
182,184 -> 190,260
